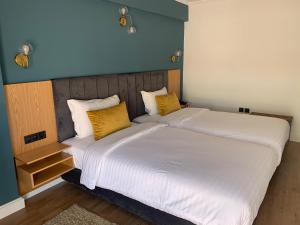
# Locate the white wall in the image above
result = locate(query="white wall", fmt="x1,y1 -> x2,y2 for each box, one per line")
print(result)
183,0 -> 300,141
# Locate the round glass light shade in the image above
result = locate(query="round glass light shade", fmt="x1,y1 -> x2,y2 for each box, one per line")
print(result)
175,49 -> 183,57
119,6 -> 128,16
21,43 -> 33,56
128,26 -> 137,34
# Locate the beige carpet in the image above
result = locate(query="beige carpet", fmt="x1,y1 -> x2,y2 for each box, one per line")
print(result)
44,204 -> 118,225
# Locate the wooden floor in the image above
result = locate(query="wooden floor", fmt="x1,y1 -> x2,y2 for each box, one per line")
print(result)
1,142 -> 299,225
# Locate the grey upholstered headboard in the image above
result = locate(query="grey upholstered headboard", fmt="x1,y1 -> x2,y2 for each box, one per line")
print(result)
52,71 -> 168,142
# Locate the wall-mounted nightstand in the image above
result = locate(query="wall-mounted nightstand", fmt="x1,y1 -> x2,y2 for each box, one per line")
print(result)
251,112 -> 293,139
15,142 -> 74,195
180,100 -> 190,109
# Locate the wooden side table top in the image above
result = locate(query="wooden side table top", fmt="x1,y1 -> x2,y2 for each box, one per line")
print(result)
251,112 -> 293,125
180,100 -> 190,109
15,142 -> 70,165
15,142 -> 74,195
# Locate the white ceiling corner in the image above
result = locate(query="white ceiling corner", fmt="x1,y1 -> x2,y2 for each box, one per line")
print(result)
176,0 -> 189,5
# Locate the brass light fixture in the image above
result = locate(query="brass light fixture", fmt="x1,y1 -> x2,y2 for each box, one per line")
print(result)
119,6 -> 137,35
119,6 -> 128,27
171,49 -> 183,63
127,15 -> 136,35
15,42 -> 33,69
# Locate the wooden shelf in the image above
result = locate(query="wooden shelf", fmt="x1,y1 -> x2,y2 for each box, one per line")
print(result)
33,161 -> 73,188
15,142 -> 74,195
19,152 -> 72,174
251,112 -> 293,125
15,142 -> 70,165
251,112 -> 293,140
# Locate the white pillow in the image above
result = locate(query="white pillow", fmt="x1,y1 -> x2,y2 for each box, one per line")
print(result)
67,95 -> 120,138
141,87 -> 167,115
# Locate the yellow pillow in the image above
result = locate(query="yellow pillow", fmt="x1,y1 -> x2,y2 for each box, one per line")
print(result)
155,92 -> 181,116
87,102 -> 131,140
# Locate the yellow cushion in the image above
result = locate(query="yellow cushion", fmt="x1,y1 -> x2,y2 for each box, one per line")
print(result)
87,102 -> 131,140
155,92 -> 181,116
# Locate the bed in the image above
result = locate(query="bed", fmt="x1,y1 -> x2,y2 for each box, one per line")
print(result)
52,71 -> 283,225
62,122 -> 279,225
133,108 -> 290,157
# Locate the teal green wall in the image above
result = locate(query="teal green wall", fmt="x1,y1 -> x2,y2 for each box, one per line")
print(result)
0,0 -> 186,84
0,0 -> 187,206
0,66 -> 19,205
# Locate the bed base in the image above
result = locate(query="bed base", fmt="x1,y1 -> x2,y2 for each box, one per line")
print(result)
62,169 -> 195,225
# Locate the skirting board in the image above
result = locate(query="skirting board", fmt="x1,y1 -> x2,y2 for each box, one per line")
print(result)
23,177 -> 64,200
0,178 -> 64,219
0,197 -> 25,219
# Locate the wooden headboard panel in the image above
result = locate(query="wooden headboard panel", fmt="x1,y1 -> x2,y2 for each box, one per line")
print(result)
52,70 -> 173,142
4,69 -> 181,152
4,81 -> 58,156
168,69 -> 181,99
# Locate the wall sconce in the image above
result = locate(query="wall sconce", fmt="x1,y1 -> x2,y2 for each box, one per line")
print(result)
119,6 -> 137,35
15,42 -> 33,69
171,49 -> 183,63
119,6 -> 128,27
127,15 -> 137,35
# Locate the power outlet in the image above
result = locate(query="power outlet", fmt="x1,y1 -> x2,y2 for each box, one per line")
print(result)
245,108 -> 250,114
239,107 -> 244,113
24,131 -> 46,144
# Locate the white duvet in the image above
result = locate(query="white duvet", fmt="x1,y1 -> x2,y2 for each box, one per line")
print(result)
80,123 -> 279,225
134,108 -> 290,160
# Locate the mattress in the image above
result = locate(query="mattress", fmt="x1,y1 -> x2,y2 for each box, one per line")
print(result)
133,108 -> 290,160
80,122 -> 279,225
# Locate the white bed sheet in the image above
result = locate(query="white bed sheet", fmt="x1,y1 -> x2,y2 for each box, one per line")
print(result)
63,135 -> 95,170
80,122 -> 279,225
133,113 -> 165,123
63,123 -> 139,169
133,108 -> 209,124
133,108 -> 290,161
